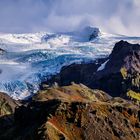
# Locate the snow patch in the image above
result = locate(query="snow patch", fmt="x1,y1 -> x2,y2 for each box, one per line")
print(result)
97,60 -> 109,71
0,32 -> 46,44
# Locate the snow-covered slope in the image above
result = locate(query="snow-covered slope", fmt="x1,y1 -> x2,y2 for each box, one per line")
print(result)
0,26 -> 140,100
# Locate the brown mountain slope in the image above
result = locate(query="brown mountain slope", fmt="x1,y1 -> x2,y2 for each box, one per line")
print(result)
0,84 -> 140,140
0,92 -> 19,137
0,92 -> 19,116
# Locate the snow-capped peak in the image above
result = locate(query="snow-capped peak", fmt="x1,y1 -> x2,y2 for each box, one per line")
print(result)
0,32 -> 47,44
41,26 -> 101,43
71,26 -> 101,42
0,26 -> 101,45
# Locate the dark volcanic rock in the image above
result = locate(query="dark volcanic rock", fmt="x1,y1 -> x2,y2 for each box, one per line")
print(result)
41,58 -> 108,89
102,40 -> 140,74
43,40 -> 140,98
94,40 -> 140,97
0,48 -> 5,54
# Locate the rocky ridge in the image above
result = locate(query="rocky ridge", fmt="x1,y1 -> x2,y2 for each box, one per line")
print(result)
0,84 -> 140,140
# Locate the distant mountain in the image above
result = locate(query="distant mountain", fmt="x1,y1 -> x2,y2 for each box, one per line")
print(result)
0,26 -> 100,45
42,26 -> 101,43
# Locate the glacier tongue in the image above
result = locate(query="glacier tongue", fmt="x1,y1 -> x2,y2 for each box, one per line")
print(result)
0,27 -> 140,100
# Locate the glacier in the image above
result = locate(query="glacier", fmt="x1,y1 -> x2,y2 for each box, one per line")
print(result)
0,26 -> 140,100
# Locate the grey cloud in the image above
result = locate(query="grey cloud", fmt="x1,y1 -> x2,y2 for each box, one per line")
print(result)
0,0 -> 139,36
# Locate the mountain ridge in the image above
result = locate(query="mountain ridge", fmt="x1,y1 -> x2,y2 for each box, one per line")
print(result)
0,83 -> 140,140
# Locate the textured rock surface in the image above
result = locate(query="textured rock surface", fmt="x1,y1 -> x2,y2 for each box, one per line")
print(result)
44,41 -> 140,99
0,92 -> 19,138
43,58 -> 107,88
94,40 -> 140,97
0,92 -> 19,116
0,84 -> 140,140
0,48 -> 5,54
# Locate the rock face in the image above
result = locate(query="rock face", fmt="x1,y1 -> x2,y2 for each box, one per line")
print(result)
94,40 -> 140,97
0,84 -> 140,140
0,48 -> 5,54
45,41 -> 140,99
44,58 -> 108,88
0,92 -> 19,138
0,92 -> 19,116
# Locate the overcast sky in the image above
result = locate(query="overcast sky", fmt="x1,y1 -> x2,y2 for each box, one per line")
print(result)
0,0 -> 139,36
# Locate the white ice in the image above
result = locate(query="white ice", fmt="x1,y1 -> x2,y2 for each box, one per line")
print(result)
0,26 -> 140,100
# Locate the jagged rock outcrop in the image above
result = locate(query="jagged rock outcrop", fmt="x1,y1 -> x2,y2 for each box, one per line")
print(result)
44,41 -> 140,100
0,48 -> 5,54
0,92 -> 19,116
0,84 -> 140,140
94,40 -> 140,97
0,92 -> 19,138
42,58 -> 108,88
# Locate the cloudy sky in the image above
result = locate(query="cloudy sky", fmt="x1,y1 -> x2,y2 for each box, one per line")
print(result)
0,0 -> 140,36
